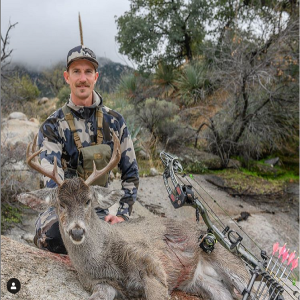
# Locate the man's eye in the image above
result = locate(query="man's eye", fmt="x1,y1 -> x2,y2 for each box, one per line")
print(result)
86,199 -> 91,205
60,203 -> 66,209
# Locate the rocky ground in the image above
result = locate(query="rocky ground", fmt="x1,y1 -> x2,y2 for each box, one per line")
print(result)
1,175 -> 299,300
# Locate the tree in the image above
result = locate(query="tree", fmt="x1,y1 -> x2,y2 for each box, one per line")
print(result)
40,62 -> 67,96
115,0 -> 210,71
196,8 -> 299,167
1,21 -> 42,115
1,21 -> 18,80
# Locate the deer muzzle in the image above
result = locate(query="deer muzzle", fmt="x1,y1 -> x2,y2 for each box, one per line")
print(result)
69,227 -> 86,244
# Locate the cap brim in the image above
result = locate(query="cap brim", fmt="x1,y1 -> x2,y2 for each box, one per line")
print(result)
67,57 -> 98,70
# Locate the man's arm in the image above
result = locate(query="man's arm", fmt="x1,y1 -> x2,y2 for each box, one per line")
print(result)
38,118 -> 64,188
115,121 -> 139,220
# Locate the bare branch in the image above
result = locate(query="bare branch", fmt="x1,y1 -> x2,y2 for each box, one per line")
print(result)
1,21 -> 18,75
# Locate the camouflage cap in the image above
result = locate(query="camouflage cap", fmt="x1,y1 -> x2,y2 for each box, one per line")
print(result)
67,45 -> 98,70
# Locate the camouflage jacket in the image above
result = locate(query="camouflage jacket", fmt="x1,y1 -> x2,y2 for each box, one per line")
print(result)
38,91 -> 139,218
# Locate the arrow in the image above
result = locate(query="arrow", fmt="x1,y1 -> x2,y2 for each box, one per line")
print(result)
266,242 -> 280,270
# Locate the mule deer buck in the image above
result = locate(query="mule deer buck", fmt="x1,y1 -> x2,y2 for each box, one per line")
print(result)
22,133 -> 251,300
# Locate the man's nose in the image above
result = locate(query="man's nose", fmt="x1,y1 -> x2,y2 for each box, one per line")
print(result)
79,72 -> 87,82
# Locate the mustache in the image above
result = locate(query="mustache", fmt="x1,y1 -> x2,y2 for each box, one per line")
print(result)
76,84 -> 90,87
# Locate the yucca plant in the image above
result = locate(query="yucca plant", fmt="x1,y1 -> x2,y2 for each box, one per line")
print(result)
126,122 -> 143,153
118,73 -> 137,99
176,63 -> 210,105
153,62 -> 178,97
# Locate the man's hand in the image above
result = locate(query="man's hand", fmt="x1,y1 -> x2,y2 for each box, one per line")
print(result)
104,214 -> 125,225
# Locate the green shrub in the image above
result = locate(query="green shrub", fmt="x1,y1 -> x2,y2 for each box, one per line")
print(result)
1,204 -> 22,234
19,75 -> 40,100
1,142 -> 32,233
56,86 -> 71,108
136,98 -> 195,150
184,160 -> 207,174
2,74 -> 40,114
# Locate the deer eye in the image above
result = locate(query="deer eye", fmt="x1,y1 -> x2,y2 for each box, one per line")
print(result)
86,199 -> 91,206
59,203 -> 66,209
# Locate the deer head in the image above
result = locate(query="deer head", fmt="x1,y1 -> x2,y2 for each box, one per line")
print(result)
21,132 -> 123,244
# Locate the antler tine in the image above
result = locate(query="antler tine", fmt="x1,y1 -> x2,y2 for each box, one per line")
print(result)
26,134 -> 63,186
31,133 -> 39,163
85,131 -> 121,186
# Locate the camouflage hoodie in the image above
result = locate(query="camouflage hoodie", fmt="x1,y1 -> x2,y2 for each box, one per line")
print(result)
38,91 -> 139,218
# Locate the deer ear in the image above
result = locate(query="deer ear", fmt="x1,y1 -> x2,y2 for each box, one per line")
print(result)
90,186 -> 125,209
17,188 -> 58,212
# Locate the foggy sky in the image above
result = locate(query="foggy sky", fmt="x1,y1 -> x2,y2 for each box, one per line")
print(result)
1,0 -> 133,70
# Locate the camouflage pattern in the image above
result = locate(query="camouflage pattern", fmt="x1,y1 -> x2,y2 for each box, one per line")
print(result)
35,91 -> 139,250
34,207 -> 58,250
67,45 -> 98,70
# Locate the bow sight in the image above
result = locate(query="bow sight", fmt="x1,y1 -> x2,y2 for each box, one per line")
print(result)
160,151 -> 299,300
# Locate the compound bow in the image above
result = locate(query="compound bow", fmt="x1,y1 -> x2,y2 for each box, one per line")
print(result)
160,151 -> 299,300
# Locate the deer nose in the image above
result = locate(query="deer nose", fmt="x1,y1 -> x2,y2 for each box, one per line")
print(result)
69,228 -> 85,242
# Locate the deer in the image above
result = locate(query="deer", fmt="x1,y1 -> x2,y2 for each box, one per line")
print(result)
21,133 -> 251,300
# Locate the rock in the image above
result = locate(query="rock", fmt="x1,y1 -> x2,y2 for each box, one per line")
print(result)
21,233 -> 35,243
1,118 -> 39,147
38,97 -> 49,105
7,112 -> 28,121
264,157 -> 280,167
251,163 -> 280,177
149,167 -> 159,176
172,146 -> 223,170
1,236 -> 90,300
234,211 -> 251,222
205,175 -> 226,188
1,236 -> 201,300
29,117 -> 39,125
138,150 -> 150,160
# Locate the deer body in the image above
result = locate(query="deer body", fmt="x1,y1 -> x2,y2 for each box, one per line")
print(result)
25,133 -> 250,300
48,179 -> 249,300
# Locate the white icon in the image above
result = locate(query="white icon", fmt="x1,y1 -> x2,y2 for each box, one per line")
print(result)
10,282 -> 17,290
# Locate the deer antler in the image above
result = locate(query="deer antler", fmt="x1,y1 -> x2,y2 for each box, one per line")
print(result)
26,134 -> 64,186
85,131 -> 121,186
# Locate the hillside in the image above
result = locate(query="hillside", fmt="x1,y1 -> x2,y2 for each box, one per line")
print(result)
8,57 -> 132,97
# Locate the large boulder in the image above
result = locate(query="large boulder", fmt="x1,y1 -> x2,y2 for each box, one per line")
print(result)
1,236 -> 90,300
7,112 -> 28,121
1,117 -> 39,147
171,146 -> 223,170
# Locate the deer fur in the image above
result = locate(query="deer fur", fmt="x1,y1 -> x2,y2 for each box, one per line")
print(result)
23,177 -> 250,300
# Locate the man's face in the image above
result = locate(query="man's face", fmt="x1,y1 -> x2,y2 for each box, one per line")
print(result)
64,60 -> 99,106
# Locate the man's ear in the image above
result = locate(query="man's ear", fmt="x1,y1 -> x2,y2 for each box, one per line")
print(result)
17,188 -> 58,212
63,70 -> 70,84
90,186 -> 125,209
94,72 -> 99,83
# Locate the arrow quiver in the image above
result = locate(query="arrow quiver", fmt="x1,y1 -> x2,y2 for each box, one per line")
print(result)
160,151 -> 299,300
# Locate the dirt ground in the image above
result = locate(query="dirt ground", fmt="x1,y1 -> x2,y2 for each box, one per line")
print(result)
3,174 -> 299,300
